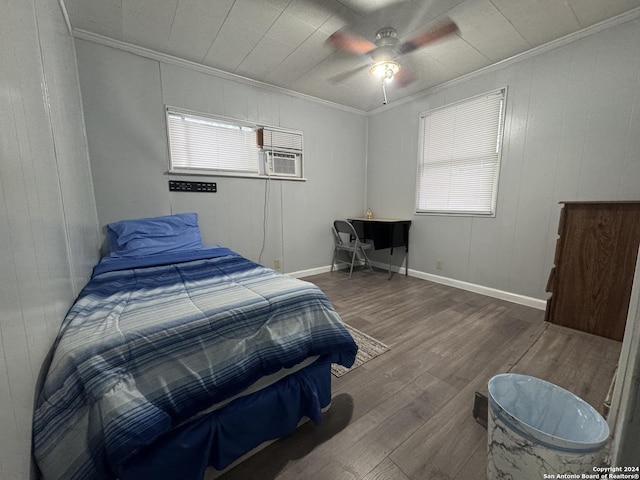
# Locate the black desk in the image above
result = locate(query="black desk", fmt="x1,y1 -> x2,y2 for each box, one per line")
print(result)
348,218 -> 411,279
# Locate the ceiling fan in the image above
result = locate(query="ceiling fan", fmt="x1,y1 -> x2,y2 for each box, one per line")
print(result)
326,18 -> 459,104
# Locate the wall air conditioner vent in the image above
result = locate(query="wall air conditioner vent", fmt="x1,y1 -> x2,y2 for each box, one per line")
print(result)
264,150 -> 301,177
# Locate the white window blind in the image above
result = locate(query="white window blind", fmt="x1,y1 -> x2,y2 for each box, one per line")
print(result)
416,88 -> 506,216
167,109 -> 259,174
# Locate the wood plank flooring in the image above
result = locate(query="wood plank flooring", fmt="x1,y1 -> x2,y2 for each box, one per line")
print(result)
216,269 -> 622,480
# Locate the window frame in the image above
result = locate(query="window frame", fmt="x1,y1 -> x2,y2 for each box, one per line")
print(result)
414,88 -> 507,217
165,106 -> 305,181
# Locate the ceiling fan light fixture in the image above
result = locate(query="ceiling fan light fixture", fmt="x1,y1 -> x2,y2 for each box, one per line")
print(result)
370,61 -> 399,81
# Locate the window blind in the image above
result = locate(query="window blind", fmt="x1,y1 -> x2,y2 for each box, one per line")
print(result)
167,110 -> 259,174
416,89 -> 506,215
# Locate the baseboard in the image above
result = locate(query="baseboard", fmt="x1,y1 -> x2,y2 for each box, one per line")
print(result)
291,262 -> 546,311
407,269 -> 546,310
286,265 -> 333,279
369,260 -> 408,276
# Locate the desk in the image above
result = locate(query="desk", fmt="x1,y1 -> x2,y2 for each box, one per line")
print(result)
348,218 -> 411,279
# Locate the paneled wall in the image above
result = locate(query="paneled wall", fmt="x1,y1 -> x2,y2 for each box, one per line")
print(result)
1,5 -> 637,479
0,0 -> 99,478
75,40 -> 367,274
367,17 -> 640,301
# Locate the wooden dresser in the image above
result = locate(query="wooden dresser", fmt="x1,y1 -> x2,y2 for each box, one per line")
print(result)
545,201 -> 640,341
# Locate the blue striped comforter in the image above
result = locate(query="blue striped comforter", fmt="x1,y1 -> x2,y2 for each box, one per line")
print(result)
33,249 -> 357,480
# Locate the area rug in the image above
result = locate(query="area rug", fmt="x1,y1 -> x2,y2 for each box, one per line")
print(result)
332,324 -> 390,377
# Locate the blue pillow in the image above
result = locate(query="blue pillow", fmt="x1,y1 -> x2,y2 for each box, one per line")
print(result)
107,213 -> 203,258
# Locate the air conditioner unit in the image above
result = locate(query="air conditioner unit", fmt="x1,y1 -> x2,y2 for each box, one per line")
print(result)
264,150 -> 300,177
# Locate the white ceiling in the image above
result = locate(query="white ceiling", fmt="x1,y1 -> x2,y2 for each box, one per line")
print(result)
64,0 -> 640,112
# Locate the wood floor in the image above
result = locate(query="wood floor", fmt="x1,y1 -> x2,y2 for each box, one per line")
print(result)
217,269 -> 622,480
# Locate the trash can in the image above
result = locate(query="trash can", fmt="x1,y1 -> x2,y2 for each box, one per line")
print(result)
487,373 -> 610,479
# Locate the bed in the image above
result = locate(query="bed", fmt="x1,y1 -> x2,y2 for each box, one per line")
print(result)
32,213 -> 357,480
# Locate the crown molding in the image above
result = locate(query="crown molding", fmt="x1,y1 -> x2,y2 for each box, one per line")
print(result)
72,28 -> 367,117
368,6 -> 640,116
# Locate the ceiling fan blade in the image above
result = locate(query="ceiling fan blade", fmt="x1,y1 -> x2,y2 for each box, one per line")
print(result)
397,18 -> 459,55
326,29 -> 377,55
328,63 -> 371,84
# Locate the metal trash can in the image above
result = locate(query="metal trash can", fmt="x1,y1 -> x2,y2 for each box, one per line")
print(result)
487,373 -> 610,479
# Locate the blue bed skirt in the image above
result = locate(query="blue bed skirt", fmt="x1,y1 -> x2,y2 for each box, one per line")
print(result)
118,356 -> 333,480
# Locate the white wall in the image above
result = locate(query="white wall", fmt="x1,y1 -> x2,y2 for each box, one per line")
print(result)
0,5 -> 636,479
0,0 -> 99,478
74,40 -> 368,274
367,17 -> 640,301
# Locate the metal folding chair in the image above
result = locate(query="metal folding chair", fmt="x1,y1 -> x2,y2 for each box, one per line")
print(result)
331,220 -> 374,278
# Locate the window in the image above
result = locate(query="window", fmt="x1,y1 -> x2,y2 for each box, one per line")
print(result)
415,88 -> 506,216
166,107 -> 304,179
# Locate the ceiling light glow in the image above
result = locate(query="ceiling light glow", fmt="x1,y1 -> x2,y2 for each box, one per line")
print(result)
370,61 -> 400,82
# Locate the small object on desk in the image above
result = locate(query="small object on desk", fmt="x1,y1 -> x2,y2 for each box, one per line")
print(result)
365,208 -> 373,219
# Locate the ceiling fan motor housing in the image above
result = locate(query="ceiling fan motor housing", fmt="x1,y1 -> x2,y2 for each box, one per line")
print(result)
375,27 -> 398,43
372,27 -> 399,62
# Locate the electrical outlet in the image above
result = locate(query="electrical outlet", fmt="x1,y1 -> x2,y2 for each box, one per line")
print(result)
436,259 -> 443,270
273,259 -> 281,271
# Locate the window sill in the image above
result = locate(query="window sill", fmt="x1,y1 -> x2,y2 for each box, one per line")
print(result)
167,170 -> 307,182
414,210 -> 496,218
